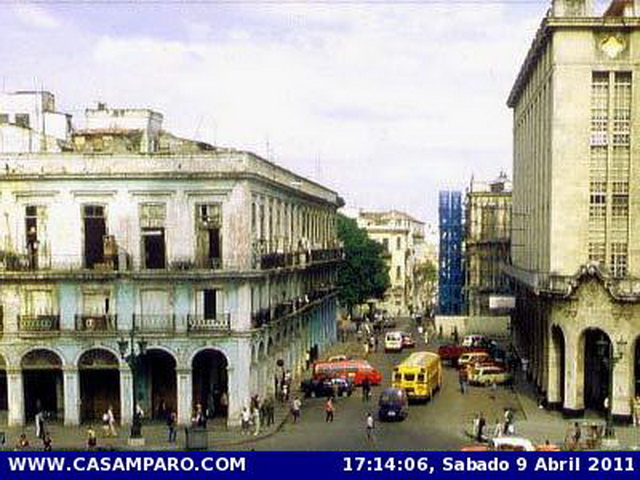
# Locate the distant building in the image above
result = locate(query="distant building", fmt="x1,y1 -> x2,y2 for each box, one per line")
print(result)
357,210 -> 425,316
0,91 -> 342,427
507,0 -> 640,421
438,191 -> 464,315
464,173 -> 512,316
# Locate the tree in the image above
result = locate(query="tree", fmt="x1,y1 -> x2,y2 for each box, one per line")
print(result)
336,215 -> 390,316
414,259 -> 438,315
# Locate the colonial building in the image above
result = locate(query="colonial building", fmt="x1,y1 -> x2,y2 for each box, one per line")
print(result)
357,210 -> 425,316
507,0 -> 640,421
0,91 -> 343,427
464,173 -> 512,316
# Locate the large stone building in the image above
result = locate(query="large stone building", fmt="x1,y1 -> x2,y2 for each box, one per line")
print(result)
0,91 -> 342,427
464,173 -> 512,316
507,0 -> 640,421
357,210 -> 425,316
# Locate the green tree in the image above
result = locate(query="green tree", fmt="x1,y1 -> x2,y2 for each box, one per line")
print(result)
336,215 -> 390,316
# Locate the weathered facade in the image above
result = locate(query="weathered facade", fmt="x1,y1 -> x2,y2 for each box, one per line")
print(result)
464,173 -> 512,316
0,92 -> 342,427
507,0 -> 640,421
357,210 -> 425,316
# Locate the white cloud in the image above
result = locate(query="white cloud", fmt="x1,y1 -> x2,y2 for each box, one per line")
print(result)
13,4 -> 61,29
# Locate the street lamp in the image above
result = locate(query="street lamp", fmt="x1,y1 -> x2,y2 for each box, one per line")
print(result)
596,336 -> 627,439
118,335 -> 147,438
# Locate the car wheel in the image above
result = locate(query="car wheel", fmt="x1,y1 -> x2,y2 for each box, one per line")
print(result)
310,391 -> 316,398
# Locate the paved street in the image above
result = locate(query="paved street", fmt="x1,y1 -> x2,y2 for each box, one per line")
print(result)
4,318 -> 640,451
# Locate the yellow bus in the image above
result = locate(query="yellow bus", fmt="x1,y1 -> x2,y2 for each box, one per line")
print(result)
392,351 -> 442,402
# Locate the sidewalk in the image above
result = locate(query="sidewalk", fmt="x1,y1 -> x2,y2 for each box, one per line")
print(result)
2,402 -> 292,451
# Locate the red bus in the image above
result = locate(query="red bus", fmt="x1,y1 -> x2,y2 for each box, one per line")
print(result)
313,360 -> 382,386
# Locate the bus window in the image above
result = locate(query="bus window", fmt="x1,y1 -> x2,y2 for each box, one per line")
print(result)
417,374 -> 425,382
404,374 -> 415,381
394,373 -> 402,381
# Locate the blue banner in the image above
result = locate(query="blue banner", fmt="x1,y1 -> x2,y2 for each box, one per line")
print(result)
1,452 -> 640,480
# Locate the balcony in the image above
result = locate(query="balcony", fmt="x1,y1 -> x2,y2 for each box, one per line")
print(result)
256,247 -> 343,270
133,314 -> 175,333
18,315 -> 60,333
75,314 -> 118,332
187,314 -> 230,333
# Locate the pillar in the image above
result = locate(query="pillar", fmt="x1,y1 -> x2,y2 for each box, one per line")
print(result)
63,367 -> 80,426
546,329 -> 563,408
227,341 -> 251,427
7,369 -> 24,426
612,344 -> 633,422
176,368 -> 192,426
563,330 -> 585,417
119,368 -> 133,425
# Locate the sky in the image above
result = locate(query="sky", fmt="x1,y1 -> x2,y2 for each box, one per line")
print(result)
0,0 -> 614,223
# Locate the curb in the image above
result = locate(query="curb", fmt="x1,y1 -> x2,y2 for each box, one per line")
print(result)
209,411 -> 290,448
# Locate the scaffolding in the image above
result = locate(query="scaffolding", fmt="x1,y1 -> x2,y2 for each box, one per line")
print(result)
438,191 -> 464,315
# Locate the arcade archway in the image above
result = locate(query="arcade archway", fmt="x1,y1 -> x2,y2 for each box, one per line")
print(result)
78,349 -> 120,422
192,349 -> 228,418
21,349 -> 63,421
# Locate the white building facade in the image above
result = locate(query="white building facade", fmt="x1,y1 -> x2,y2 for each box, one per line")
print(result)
0,92 -> 342,427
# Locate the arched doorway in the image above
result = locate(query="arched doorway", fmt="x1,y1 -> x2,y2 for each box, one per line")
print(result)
138,349 -> 176,420
192,349 -> 228,418
550,325 -> 565,406
21,349 -> 63,421
583,328 -> 611,411
78,349 -> 120,422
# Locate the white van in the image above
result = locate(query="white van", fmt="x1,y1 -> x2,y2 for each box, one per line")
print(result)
385,331 -> 403,352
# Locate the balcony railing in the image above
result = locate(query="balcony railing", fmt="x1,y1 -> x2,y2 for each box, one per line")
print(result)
256,247 -> 343,270
18,315 -> 60,332
75,314 -> 118,332
133,314 -> 175,333
187,314 -> 231,332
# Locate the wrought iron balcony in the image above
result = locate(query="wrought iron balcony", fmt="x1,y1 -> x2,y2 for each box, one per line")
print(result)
18,315 -> 60,332
187,314 -> 231,332
75,314 -> 118,332
133,314 -> 176,333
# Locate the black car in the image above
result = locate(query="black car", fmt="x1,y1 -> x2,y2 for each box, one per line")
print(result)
301,377 -> 354,398
378,387 -> 408,421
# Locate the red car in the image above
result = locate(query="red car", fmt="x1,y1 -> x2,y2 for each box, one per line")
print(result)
401,332 -> 415,348
313,360 -> 382,386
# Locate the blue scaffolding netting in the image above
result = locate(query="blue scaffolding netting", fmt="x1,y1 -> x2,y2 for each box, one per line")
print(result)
438,190 -> 464,315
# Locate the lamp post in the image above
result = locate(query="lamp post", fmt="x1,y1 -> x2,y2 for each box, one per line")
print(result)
118,334 -> 147,439
596,336 -> 627,439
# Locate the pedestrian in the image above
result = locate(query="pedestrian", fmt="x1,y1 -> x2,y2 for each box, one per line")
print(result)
634,396 -> 640,427
365,412 -> 375,442
15,433 -> 30,451
252,404 -> 261,436
459,370 -> 467,394
362,377 -> 371,402
291,397 -> 302,423
325,397 -> 334,423
220,391 -> 229,417
282,382 -> 289,403
35,410 -> 45,440
193,403 -> 207,428
472,414 -> 480,440
106,405 -> 117,437
167,411 -> 177,443
364,341 -> 370,356
572,422 -> 582,450
42,432 -> 52,451
503,408 -> 514,435
477,412 -> 486,442
86,427 -> 97,451
493,419 -> 502,438
241,406 -> 251,435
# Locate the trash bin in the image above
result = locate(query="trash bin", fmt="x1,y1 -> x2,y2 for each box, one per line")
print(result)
185,427 -> 208,450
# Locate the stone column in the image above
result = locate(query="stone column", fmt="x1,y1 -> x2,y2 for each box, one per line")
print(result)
176,368 -> 192,426
546,328 -> 563,408
612,344 -> 633,421
7,368 -> 24,427
562,330 -> 584,417
63,367 -> 80,426
227,341 -> 251,427
119,368 -> 133,425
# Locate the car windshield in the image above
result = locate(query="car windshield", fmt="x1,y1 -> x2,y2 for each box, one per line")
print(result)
380,390 -> 404,403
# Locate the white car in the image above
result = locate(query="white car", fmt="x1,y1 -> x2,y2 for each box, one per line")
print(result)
385,331 -> 403,352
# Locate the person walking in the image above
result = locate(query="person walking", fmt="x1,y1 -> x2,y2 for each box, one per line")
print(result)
106,405 -> 117,437
167,411 -> 177,443
571,422 -> 582,450
477,412 -> 486,442
35,410 -> 45,441
459,370 -> 467,394
291,397 -> 302,423
252,404 -> 261,436
42,432 -> 52,451
241,406 -> 251,435
325,397 -> 334,423
362,377 -> 371,402
365,412 -> 375,443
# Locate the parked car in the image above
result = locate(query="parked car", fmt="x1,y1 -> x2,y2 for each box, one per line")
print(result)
461,334 -> 489,348
378,387 -> 409,421
470,365 -> 513,386
327,355 -> 349,362
461,436 -> 560,452
458,351 -> 491,369
437,344 -> 487,364
400,332 -> 415,348
300,377 -> 354,398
